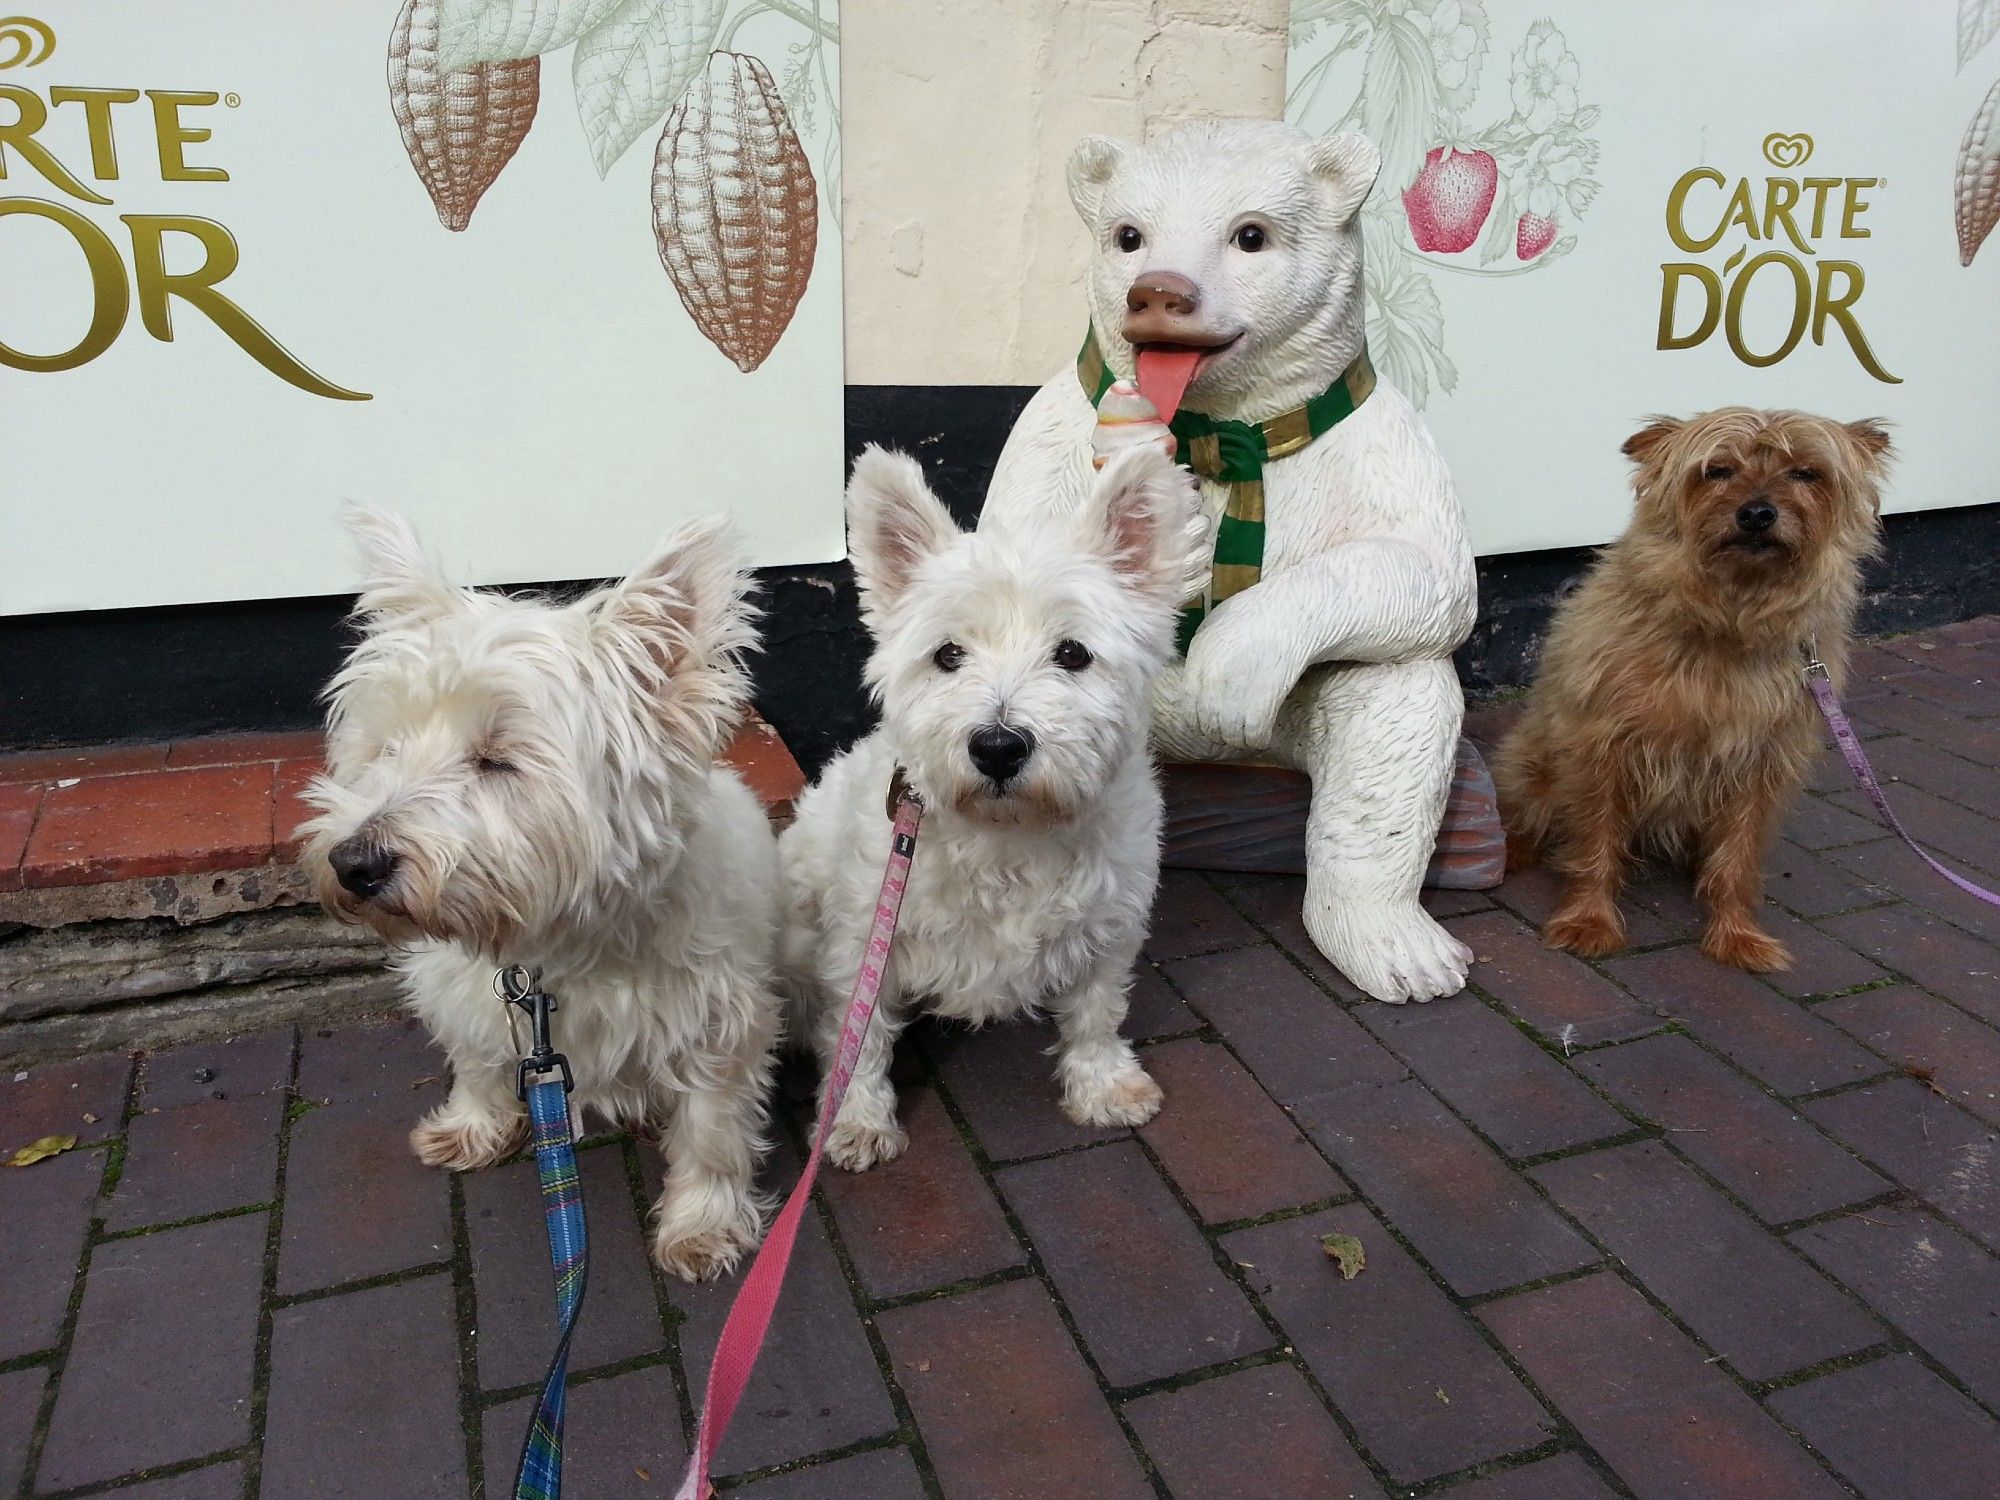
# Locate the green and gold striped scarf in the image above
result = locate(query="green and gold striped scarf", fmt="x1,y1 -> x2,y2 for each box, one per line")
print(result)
1077,329 -> 1376,653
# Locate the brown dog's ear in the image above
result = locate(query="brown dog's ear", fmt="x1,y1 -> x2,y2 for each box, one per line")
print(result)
1621,417 -> 1682,464
1846,419 -> 1892,459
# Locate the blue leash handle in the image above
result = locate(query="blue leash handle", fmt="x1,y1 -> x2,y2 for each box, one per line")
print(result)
514,1074 -> 588,1500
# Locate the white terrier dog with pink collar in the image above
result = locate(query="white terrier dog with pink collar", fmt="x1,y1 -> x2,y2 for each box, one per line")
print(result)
780,443 -> 1205,1170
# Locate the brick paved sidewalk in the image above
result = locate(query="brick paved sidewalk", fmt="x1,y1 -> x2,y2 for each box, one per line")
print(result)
5,616 -> 2000,1499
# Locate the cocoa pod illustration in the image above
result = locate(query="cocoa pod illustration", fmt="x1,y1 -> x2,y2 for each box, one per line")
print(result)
652,51 -> 817,372
388,0 -> 541,232
1957,74 -> 2000,265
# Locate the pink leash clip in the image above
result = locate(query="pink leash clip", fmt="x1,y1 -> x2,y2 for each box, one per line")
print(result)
675,774 -> 924,1500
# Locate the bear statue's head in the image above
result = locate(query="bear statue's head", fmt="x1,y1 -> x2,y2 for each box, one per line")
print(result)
1067,119 -> 1379,425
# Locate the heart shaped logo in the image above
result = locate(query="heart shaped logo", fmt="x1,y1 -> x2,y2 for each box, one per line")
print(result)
1762,133 -> 1814,170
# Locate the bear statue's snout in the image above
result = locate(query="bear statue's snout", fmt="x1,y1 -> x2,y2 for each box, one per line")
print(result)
1123,272 -> 1229,347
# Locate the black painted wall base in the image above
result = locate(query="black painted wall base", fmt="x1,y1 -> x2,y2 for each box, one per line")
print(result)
5,384 -> 1996,777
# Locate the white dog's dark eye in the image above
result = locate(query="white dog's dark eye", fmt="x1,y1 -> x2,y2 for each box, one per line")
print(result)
1115,225 -> 1143,253
1233,224 -> 1267,252
1702,462 -> 1735,482
475,754 -> 516,775
1053,640 -> 1093,671
1790,466 -> 1821,483
933,642 -> 967,672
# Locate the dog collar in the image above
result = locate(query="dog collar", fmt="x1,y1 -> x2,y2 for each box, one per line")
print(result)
1076,329 -> 1375,652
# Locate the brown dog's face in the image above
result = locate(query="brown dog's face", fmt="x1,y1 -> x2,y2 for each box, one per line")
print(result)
1622,408 -> 1890,587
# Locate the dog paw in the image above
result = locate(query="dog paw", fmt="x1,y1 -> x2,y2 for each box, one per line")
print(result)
650,1185 -> 764,1282
1702,923 -> 1792,973
1063,1065 -> 1164,1129
1305,896 -> 1472,1003
410,1108 -> 527,1171
1543,906 -> 1627,959
825,1114 -> 908,1173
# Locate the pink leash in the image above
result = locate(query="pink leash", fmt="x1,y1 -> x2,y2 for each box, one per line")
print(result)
1803,648 -> 2000,908
675,778 -> 924,1500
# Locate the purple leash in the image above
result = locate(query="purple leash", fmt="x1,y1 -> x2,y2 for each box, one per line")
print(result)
1803,643 -> 2000,908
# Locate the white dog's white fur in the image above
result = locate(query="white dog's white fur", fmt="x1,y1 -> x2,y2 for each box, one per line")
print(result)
781,444 -> 1204,1170
982,118 -> 1479,1003
301,509 -> 783,1280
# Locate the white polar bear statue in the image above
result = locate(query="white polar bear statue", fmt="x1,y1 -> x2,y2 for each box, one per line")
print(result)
980,118 -> 1477,1003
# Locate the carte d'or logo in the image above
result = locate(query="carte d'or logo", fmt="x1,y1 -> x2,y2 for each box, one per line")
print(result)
1657,130 -> 1901,384
0,17 -> 368,400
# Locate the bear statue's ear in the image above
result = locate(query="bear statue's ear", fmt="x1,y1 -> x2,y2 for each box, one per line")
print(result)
1306,131 -> 1381,225
1067,134 -> 1132,224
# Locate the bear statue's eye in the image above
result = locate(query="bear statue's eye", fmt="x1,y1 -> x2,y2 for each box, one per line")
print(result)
1052,639 -> 1093,671
1702,462 -> 1735,482
933,642 -> 967,672
1115,225 -> 1143,253
1790,466 -> 1821,484
1233,224 -> 1268,252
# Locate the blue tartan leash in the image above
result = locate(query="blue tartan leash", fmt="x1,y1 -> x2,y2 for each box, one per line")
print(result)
497,967 -> 589,1500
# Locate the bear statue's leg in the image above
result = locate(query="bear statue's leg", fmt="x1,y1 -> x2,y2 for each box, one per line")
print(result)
1275,658 -> 1472,1003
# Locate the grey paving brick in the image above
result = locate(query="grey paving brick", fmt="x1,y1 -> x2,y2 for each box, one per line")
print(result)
1481,1272 -> 1845,1500
1301,1078 -> 1595,1296
105,1091 -> 283,1231
1577,1034 -> 1889,1223
1125,1364 -> 1386,1499
1789,1204 -> 2000,1407
0,1143 -> 102,1360
1805,1076 -> 2000,1252
263,1273 -> 467,1499
278,1081 -> 453,1294
140,1027 -> 294,1110
1533,1141 -> 1882,1381
1767,1353 -> 2000,1500
38,1212 -> 266,1490
1357,993 -> 1628,1158
1224,1204 -> 1554,1484
998,1140 -> 1270,1387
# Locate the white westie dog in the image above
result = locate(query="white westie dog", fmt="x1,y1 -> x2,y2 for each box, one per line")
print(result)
302,508 -> 783,1280
780,443 -> 1204,1170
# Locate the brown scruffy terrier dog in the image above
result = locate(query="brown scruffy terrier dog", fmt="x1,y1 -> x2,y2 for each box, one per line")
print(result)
1496,408 -> 1890,970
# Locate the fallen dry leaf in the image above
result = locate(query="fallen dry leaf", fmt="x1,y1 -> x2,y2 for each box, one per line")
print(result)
8,1134 -> 78,1168
1319,1231 -> 1366,1280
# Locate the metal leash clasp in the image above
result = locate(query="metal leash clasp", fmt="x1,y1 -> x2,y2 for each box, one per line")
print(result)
495,965 -> 573,1099
1801,637 -> 1830,682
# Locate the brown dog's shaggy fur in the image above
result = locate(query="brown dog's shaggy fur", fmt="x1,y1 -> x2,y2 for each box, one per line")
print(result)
1496,408 -> 1890,970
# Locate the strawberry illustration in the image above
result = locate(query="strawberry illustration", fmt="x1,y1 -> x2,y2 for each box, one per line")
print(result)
1516,212 -> 1559,260
1402,147 -> 1499,254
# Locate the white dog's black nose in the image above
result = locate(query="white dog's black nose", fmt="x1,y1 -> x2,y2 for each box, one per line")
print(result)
330,837 -> 400,899
968,725 -> 1034,786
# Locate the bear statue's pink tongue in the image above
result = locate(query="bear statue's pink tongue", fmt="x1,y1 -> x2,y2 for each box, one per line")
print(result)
1133,346 -> 1203,426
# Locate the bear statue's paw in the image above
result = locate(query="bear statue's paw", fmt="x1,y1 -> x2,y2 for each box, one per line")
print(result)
1304,895 -> 1472,1004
